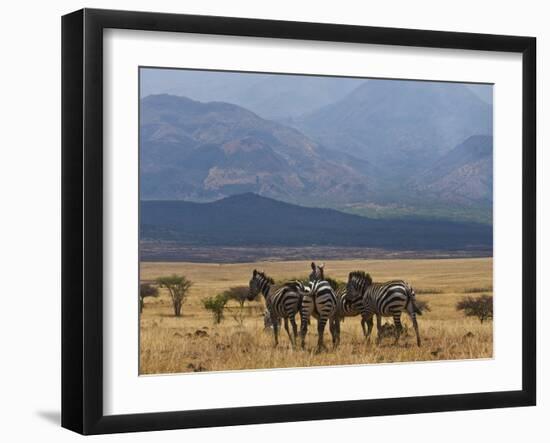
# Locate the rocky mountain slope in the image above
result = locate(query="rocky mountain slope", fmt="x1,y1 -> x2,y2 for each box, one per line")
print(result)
140,94 -> 377,206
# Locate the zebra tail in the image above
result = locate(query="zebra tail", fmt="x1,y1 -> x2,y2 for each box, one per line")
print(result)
407,286 -> 422,316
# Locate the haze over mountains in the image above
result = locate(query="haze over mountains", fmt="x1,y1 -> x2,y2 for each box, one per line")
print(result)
294,79 -> 492,175
140,69 -> 363,120
140,69 -> 493,224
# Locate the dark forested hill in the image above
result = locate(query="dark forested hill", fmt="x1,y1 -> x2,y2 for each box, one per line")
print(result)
140,193 -> 492,250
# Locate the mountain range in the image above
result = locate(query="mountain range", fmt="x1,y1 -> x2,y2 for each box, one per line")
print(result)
140,193 -> 492,250
140,76 -> 493,223
294,79 -> 493,175
410,135 -> 493,206
140,94 -> 376,206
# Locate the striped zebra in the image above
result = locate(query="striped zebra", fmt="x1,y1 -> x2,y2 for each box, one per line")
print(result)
301,262 -> 338,351
247,269 -> 306,347
309,263 -> 369,345
332,286 -> 370,344
346,271 -> 422,346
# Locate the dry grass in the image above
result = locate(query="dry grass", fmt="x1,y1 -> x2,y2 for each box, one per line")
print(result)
140,258 -> 493,374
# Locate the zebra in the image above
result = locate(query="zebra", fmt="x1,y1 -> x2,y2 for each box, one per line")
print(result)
301,262 -> 338,351
309,262 -> 369,345
247,269 -> 306,347
346,271 -> 422,346
332,286 -> 370,344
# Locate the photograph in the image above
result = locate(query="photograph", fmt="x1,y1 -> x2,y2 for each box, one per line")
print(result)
138,68 -> 494,375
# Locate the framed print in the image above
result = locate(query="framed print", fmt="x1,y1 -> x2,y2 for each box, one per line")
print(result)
61,8 -> 536,435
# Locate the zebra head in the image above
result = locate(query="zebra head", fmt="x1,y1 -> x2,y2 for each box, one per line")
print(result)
346,271 -> 373,300
248,269 -> 272,301
309,262 -> 325,281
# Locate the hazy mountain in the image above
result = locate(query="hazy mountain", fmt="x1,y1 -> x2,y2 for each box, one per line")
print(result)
410,135 -> 493,207
140,69 -> 363,119
295,79 -> 493,175
140,193 -> 492,250
140,94 -> 377,205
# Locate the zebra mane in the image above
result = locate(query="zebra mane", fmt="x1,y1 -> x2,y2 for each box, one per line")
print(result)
254,270 -> 274,284
349,271 -> 373,285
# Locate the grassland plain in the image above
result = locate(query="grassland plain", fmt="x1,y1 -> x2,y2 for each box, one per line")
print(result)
139,258 -> 493,375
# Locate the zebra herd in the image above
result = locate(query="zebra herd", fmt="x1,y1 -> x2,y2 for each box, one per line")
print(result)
247,262 -> 422,352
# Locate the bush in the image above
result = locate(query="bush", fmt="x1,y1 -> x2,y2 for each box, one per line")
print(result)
220,286 -> 250,326
222,286 -> 249,306
415,288 -> 444,295
156,275 -> 193,317
276,276 -> 309,286
456,294 -> 493,323
139,283 -> 159,313
323,277 -> 345,291
276,276 -> 344,291
203,293 -> 229,324
415,299 -> 431,313
463,286 -> 493,293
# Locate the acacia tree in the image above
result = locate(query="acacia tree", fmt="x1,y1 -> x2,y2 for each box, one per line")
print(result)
139,283 -> 159,313
156,275 -> 193,317
456,294 -> 493,323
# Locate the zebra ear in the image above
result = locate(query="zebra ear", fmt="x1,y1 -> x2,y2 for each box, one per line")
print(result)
311,262 -> 316,270
253,269 -> 257,276
319,263 -> 325,269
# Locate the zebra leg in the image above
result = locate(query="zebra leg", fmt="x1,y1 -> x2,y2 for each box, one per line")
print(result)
290,316 -> 299,347
329,319 -> 336,347
365,316 -> 374,343
408,310 -> 421,347
392,313 -> 403,345
375,314 -> 382,345
271,313 -> 280,347
300,297 -> 313,350
361,317 -> 368,339
329,317 -> 339,349
283,317 -> 294,347
316,317 -> 328,353
300,310 -> 309,350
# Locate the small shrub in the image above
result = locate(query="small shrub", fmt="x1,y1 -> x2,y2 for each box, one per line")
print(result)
277,275 -> 345,291
378,322 -> 409,338
415,288 -> 444,294
139,283 -> 159,313
325,277 -> 345,291
464,286 -> 493,293
456,294 -> 493,323
203,293 -> 229,324
276,276 -> 309,286
415,299 -> 431,313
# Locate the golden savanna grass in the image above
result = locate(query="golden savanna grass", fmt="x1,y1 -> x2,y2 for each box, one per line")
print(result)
140,257 -> 493,375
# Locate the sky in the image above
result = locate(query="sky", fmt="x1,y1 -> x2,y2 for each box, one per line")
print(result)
139,67 -> 493,120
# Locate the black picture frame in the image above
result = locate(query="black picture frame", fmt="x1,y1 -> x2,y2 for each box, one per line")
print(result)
62,8 -> 536,435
